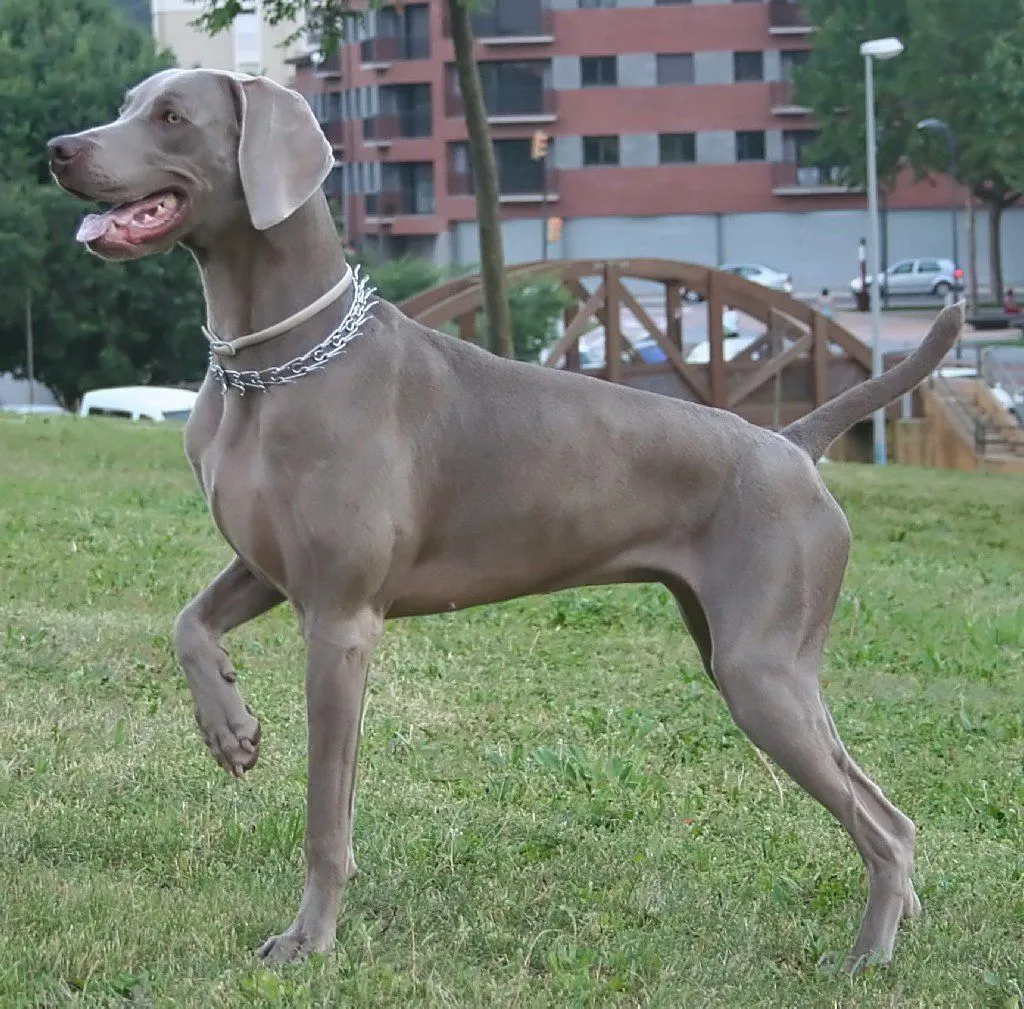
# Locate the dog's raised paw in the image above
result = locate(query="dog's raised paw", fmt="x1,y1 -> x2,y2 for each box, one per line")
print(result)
196,703 -> 261,777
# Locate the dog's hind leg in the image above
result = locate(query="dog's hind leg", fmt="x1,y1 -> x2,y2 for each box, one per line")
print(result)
173,556 -> 282,776
682,476 -> 919,970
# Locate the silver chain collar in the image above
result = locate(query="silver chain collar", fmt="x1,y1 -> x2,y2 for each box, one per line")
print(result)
208,266 -> 378,394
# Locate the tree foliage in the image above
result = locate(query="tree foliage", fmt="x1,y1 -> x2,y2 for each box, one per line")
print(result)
0,0 -> 206,406
796,0 -> 1024,298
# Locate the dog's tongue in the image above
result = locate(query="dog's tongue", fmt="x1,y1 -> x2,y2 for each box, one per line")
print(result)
76,212 -> 114,244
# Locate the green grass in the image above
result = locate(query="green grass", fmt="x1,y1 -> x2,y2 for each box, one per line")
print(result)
1,416 -> 1022,1008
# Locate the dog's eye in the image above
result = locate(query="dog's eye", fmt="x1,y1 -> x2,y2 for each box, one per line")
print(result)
163,111 -> 182,125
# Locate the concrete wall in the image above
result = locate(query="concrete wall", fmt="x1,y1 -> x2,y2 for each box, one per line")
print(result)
448,207 -> 1024,293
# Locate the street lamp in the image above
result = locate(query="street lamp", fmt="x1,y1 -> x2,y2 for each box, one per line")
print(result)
860,36 -> 903,466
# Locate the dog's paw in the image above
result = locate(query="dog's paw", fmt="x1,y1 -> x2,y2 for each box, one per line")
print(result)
196,701 -> 261,778
257,927 -> 332,965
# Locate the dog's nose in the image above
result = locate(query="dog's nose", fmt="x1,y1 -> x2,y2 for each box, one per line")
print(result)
47,135 -> 86,170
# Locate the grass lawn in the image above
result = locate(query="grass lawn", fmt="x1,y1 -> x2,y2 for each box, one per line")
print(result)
0,416 -> 1021,1008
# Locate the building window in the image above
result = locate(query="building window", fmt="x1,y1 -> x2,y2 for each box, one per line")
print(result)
379,161 -> 435,215
656,53 -> 695,86
780,49 -> 810,81
448,139 -> 549,195
448,60 -> 552,118
655,0 -> 692,4
581,56 -> 617,87
736,130 -> 766,161
659,132 -> 695,164
579,0 -> 616,5
733,51 -> 764,82
583,135 -> 620,167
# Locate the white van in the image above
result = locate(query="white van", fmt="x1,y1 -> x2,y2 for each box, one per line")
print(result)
78,386 -> 198,423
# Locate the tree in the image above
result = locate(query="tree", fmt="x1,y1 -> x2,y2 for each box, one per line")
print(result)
984,15 -> 1024,194
197,0 -> 515,357
796,0 -> 913,193
0,0 -> 206,405
796,0 -> 1024,302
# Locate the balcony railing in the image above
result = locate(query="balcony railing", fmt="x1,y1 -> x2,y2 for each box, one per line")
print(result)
313,50 -> 343,78
359,34 -> 430,65
768,80 -> 810,114
443,5 -> 554,43
320,120 -> 345,148
445,86 -> 557,120
365,190 -> 432,218
363,108 -> 432,143
771,161 -> 858,194
768,0 -> 812,34
448,164 -> 559,199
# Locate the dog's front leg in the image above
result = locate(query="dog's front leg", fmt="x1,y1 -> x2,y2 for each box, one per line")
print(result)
173,556 -> 283,776
257,608 -> 382,965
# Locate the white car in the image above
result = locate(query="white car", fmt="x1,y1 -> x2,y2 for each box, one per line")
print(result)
685,264 -> 794,302
79,386 -> 198,422
719,263 -> 795,295
850,257 -> 963,297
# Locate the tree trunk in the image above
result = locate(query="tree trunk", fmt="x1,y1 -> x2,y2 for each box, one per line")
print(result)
447,0 -> 513,358
988,201 -> 1005,305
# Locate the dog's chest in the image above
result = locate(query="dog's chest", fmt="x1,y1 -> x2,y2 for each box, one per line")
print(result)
197,434 -> 291,594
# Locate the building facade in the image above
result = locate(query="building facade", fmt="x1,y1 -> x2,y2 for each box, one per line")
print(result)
151,0 -> 303,84
292,0 -> 1022,291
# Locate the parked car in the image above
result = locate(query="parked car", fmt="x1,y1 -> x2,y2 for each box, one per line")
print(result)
719,263 -> 795,294
78,386 -> 198,422
850,257 -> 963,298
684,263 -> 794,302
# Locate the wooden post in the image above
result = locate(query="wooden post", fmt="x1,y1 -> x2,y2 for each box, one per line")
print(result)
666,282 -> 682,351
564,303 -> 580,371
604,263 -> 622,384
771,318 -> 782,431
707,271 -> 726,408
812,314 -> 829,409
25,289 -> 35,407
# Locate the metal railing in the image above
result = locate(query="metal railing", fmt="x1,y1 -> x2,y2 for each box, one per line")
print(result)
444,5 -> 554,39
446,85 -> 556,119
362,108 -> 432,141
929,370 -> 1024,456
359,34 -> 430,64
447,164 -> 558,197
771,162 -> 852,189
365,190 -> 433,217
768,0 -> 811,31
768,80 -> 809,109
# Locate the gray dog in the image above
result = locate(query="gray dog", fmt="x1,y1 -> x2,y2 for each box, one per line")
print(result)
48,68 -> 962,969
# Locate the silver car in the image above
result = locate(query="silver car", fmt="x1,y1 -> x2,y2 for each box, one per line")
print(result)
850,257 -> 963,297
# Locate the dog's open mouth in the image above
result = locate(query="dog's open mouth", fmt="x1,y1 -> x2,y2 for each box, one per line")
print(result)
75,190 -> 188,251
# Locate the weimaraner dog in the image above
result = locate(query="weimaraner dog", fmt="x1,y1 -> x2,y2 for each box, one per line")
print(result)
48,68 -> 962,969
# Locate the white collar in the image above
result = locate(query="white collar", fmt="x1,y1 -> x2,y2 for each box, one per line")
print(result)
203,265 -> 355,357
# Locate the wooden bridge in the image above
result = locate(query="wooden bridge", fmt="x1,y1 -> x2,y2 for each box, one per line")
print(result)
399,258 -> 872,429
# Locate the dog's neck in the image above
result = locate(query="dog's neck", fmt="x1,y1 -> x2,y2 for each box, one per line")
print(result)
189,196 -> 350,373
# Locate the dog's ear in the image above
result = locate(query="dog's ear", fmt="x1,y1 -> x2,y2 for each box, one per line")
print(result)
231,74 -> 334,231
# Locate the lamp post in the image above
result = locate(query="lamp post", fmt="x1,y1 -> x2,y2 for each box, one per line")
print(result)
860,36 -> 904,466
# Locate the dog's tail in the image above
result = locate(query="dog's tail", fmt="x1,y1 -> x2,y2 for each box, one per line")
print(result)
782,301 -> 965,462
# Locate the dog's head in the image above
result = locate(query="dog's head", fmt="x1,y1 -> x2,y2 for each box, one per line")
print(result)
46,68 -> 334,261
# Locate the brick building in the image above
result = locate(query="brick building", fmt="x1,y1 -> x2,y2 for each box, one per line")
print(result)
291,0 -> 1023,291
